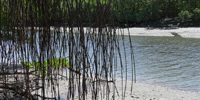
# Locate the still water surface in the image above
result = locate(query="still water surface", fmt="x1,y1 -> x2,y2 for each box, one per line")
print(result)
122,36 -> 200,92
2,33 -> 199,92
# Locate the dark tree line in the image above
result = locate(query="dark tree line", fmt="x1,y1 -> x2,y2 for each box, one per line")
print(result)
122,0 -> 200,24
1,0 -> 200,29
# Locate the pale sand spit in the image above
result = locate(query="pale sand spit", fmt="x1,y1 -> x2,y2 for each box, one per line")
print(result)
118,27 -> 200,39
24,27 -> 200,39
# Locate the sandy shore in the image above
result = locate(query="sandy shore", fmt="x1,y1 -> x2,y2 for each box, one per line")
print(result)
41,72 -> 200,100
76,27 -> 200,39
24,27 -> 200,39
118,27 -> 200,39
1,69 -> 199,100
113,79 -> 200,100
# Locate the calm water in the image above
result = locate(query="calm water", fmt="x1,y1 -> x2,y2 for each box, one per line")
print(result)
121,36 -> 200,92
1,32 -> 199,92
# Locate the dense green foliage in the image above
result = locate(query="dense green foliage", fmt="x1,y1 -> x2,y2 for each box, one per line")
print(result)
1,0 -> 200,27
178,10 -> 193,21
123,0 -> 200,24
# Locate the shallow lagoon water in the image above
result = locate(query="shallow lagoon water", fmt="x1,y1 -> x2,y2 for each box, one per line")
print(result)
120,36 -> 200,92
1,32 -> 199,93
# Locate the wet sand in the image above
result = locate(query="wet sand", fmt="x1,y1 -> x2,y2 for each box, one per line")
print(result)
43,72 -> 200,100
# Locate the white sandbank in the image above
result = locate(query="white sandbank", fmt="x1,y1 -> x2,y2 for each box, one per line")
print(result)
119,27 -> 200,39
72,27 -> 200,39
24,27 -> 200,39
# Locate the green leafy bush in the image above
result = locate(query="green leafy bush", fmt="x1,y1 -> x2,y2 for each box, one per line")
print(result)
20,58 -> 69,75
193,8 -> 200,21
178,10 -> 193,21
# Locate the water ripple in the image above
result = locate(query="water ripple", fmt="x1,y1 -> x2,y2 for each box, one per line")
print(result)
117,36 -> 200,92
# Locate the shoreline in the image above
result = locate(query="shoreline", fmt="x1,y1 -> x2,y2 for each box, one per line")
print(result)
56,76 -> 200,100
43,70 -> 200,100
13,26 -> 200,39
58,27 -> 200,39
115,78 -> 200,100
119,27 -> 200,39
134,79 -> 200,94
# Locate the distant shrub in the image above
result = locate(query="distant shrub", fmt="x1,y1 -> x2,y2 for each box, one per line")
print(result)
193,8 -> 200,21
178,10 -> 193,21
194,8 -> 200,13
